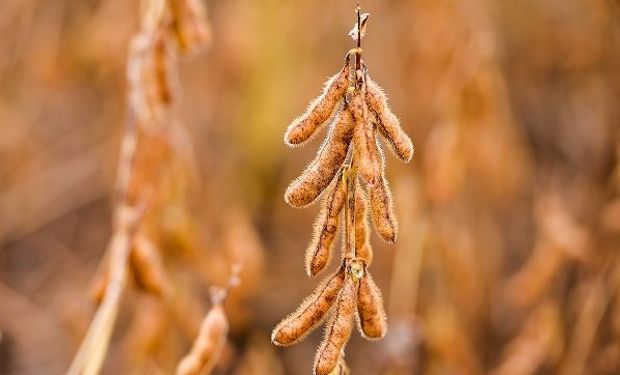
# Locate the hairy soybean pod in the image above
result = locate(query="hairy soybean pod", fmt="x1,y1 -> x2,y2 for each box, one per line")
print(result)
314,274 -> 358,375
350,93 -> 380,187
285,57 -> 351,147
306,174 -> 347,276
357,272 -> 387,340
366,79 -> 413,163
276,12 -> 412,374
285,109 -> 355,207
369,173 -> 397,243
272,268 -> 346,346
354,188 -> 373,265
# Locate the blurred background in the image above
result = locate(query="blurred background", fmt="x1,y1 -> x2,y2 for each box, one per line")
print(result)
1,0 -> 620,374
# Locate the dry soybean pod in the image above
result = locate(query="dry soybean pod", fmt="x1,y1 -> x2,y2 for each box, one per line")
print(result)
354,186 -> 373,265
368,170 -> 397,242
176,303 -> 228,375
314,271 -> 358,375
306,172 -> 347,276
350,89 -> 380,187
272,268 -> 346,346
356,271 -> 387,340
285,108 -> 355,207
284,55 -> 352,146
130,232 -> 170,296
365,78 -> 413,163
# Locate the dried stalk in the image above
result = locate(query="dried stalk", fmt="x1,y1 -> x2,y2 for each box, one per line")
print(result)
68,0 -> 211,373
273,4 -> 411,373
67,115 -> 143,375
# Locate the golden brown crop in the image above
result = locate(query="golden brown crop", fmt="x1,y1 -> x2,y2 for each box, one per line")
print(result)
272,6 -> 412,374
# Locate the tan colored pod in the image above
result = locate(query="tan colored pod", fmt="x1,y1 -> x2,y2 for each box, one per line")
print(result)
169,0 -> 212,54
272,268 -> 346,346
357,272 -> 387,340
130,233 -> 170,296
284,57 -> 351,147
350,92 -> 381,187
354,188 -> 373,265
366,79 -> 413,163
127,29 -> 178,128
369,173 -> 397,242
285,109 -> 355,207
314,274 -> 358,375
306,175 -> 347,276
176,304 -> 228,375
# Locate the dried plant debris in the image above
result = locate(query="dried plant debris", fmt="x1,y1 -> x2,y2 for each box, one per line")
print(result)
274,7 -> 409,374
349,13 -> 370,41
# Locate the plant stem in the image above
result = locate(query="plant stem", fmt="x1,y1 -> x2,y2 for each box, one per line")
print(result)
343,162 -> 357,260
356,2 -> 361,71
67,113 -> 142,375
343,3 -> 363,261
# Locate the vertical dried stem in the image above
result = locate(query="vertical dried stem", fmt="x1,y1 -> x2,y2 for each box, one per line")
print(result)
343,164 -> 358,260
67,113 -> 143,375
343,2 -> 363,262
69,0 -> 210,370
356,3 -> 361,70
115,113 -> 138,205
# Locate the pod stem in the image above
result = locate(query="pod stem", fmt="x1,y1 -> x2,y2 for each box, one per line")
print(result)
343,161 -> 358,260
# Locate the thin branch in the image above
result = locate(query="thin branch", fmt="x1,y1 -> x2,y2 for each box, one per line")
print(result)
67,113 -> 143,375
355,3 -> 362,78
343,164 -> 357,260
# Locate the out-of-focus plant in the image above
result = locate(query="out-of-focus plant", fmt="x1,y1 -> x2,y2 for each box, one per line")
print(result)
66,1 -> 228,374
